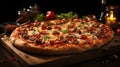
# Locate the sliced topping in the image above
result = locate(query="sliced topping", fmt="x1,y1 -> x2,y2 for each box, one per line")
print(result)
66,33 -> 77,40
103,25 -> 110,32
71,39 -> 79,44
58,36 -> 64,40
73,18 -> 80,22
73,28 -> 77,32
96,31 -> 107,38
50,39 -> 63,45
34,35 -> 50,45
54,25 -> 61,30
29,26 -> 34,30
41,24 -> 47,30
93,23 -> 100,28
49,20 -> 60,25
80,35 -> 88,39
29,36 -> 36,41
84,39 -> 93,44
90,27 -> 96,31
54,40 -> 63,44
52,30 -> 60,35
22,34 -> 30,39
20,29 -> 27,35
60,18 -> 68,24
86,15 -> 97,21
30,21 -> 40,27
88,27 -> 97,34
67,23 -> 75,28
50,40 -> 55,45
35,39 -> 44,45
47,26 -> 52,30
62,38 -> 68,44
33,33 -> 41,38
40,31 -> 49,35
76,29 -> 82,34
68,28 -> 77,33
45,21 -> 54,26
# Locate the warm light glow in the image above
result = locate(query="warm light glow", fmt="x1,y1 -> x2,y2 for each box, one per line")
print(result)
106,11 -> 116,24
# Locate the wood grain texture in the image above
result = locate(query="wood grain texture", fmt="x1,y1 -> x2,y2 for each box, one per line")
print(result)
0,34 -> 120,67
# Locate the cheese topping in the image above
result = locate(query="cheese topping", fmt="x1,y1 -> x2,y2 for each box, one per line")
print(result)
18,18 -> 110,47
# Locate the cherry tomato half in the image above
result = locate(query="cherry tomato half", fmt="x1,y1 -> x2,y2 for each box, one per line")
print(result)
46,10 -> 55,20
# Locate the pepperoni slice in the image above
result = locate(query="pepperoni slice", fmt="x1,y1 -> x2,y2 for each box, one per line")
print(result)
30,20 -> 40,26
50,40 -> 55,45
41,25 -> 47,30
55,40 -> 63,44
90,27 -> 96,31
40,31 -> 49,35
52,31 -> 60,35
54,25 -> 61,30
85,39 -> 93,44
104,25 -> 110,32
81,35 -> 88,39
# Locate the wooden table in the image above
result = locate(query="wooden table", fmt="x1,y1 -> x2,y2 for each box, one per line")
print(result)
0,33 -> 120,67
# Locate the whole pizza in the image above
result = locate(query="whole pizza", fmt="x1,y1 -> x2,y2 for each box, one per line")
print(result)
9,11 -> 114,55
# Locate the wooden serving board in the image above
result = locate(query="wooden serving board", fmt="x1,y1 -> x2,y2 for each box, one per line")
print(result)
0,34 -> 120,67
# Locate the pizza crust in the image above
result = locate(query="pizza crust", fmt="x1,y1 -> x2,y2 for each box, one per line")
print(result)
13,43 -> 84,55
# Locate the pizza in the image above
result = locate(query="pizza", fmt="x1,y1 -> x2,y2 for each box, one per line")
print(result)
9,12 -> 114,55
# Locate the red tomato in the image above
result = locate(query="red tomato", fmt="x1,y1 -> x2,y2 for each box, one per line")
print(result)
46,10 -> 55,20
117,28 -> 120,34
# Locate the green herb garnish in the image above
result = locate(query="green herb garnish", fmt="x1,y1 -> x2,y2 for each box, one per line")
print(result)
56,11 -> 78,19
34,13 -> 45,22
84,22 -> 89,25
42,35 -> 50,40
62,29 -> 68,34
82,16 -> 87,20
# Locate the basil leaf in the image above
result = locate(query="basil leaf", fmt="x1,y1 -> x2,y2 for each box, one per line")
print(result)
66,11 -> 73,19
56,14 -> 64,19
82,16 -> 86,20
73,12 -> 78,18
34,13 -> 45,22
56,11 -> 78,19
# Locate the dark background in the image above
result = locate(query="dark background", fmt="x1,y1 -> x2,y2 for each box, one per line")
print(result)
0,0 -> 120,22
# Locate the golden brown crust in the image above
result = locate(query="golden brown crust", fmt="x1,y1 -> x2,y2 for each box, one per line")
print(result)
13,43 -> 84,55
